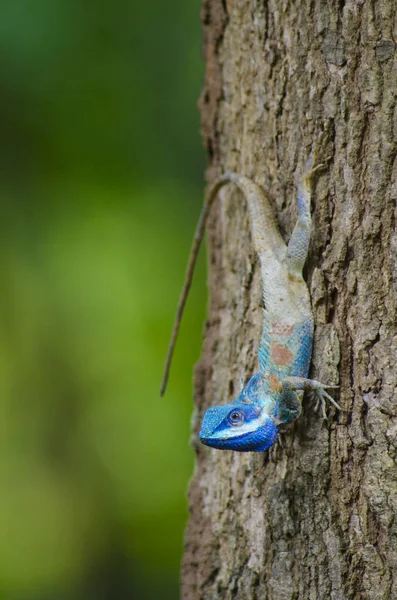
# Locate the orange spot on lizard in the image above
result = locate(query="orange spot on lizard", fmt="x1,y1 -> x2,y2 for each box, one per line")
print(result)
268,375 -> 282,392
270,343 -> 294,366
270,321 -> 295,336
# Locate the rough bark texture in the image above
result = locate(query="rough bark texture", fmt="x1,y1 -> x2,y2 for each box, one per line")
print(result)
182,1 -> 397,599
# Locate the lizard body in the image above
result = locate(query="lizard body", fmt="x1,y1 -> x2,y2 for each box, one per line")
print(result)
161,156 -> 340,452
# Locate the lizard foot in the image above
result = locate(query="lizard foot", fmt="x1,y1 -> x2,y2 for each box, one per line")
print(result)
309,381 -> 341,419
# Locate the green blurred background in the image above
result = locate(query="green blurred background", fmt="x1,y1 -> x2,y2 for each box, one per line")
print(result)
0,1 -> 206,598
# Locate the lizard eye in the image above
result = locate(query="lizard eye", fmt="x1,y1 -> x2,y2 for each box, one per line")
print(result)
228,410 -> 244,426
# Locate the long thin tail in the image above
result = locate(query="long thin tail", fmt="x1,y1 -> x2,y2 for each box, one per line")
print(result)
159,176 -> 231,396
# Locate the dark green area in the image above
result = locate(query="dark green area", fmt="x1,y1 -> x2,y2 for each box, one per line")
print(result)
0,2 -> 205,598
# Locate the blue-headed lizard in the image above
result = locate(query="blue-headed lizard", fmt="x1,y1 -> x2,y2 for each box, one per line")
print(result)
160,154 -> 341,452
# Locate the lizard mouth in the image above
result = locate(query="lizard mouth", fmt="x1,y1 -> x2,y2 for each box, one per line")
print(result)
200,432 -> 255,451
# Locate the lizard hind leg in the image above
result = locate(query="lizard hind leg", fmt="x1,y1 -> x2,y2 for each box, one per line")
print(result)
286,152 -> 331,273
286,155 -> 315,273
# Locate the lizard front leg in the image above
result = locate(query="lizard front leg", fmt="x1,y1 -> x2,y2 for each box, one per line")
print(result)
278,376 -> 341,423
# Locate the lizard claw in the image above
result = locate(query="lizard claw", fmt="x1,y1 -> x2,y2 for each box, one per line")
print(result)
302,153 -> 332,192
311,158 -> 332,174
307,128 -> 332,179
313,387 -> 342,419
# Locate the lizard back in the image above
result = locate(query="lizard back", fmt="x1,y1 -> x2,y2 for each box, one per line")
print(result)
257,250 -> 313,384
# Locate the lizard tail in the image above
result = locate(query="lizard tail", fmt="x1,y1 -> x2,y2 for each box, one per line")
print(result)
160,176 -> 231,396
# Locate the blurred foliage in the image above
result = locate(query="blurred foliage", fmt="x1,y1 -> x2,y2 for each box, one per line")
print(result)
0,1 -> 205,598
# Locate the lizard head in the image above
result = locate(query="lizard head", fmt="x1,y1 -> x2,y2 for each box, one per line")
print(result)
199,374 -> 278,452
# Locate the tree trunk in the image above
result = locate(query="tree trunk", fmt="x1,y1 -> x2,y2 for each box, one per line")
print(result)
181,1 -> 397,599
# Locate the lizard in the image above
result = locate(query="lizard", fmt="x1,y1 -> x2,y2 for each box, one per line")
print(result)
160,152 -> 341,452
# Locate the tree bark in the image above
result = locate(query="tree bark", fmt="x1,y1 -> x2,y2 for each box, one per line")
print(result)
182,1 -> 397,599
